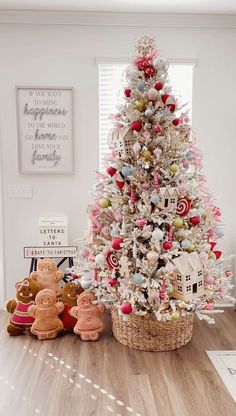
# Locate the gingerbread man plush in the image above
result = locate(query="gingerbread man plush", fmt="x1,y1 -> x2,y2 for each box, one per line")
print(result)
70,292 -> 105,341
6,278 -> 42,335
30,258 -> 64,296
60,282 -> 83,332
28,288 -> 64,340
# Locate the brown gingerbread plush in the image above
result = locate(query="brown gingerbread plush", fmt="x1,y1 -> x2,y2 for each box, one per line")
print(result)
60,282 -> 83,332
30,258 -> 64,296
6,278 -> 42,336
70,292 -> 105,341
28,288 -> 64,340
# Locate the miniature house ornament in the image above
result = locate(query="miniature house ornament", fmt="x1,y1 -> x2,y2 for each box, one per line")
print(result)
158,187 -> 178,210
111,127 -> 136,157
171,252 -> 204,300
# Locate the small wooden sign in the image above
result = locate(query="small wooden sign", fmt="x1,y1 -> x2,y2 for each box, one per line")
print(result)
38,216 -> 68,246
24,246 -> 77,259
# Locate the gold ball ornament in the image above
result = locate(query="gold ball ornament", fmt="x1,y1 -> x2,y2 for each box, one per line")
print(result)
136,101 -> 145,112
100,198 -> 111,208
187,244 -> 195,253
143,150 -> 152,160
173,217 -> 184,229
170,164 -> 178,173
208,250 -> 216,259
171,311 -> 180,321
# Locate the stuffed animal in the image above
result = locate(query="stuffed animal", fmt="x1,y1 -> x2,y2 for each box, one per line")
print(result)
30,258 -> 64,296
28,288 -> 64,340
6,278 -> 42,335
70,292 -> 105,341
60,282 -> 83,332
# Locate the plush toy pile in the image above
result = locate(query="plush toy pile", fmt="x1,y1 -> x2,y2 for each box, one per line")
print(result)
6,258 -> 105,341
72,35 -> 233,324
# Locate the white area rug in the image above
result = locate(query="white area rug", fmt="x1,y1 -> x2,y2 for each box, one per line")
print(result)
206,351 -> 236,403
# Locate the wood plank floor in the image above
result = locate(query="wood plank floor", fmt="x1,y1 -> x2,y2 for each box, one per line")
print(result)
0,309 -> 236,416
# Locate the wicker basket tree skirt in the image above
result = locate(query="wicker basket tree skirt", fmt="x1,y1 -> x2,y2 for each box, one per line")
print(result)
111,307 -> 194,352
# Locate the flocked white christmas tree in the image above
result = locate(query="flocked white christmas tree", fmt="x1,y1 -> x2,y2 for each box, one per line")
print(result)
74,35 -> 233,324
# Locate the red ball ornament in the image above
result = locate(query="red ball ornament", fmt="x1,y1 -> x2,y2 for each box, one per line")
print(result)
214,251 -> 222,260
124,88 -> 131,98
108,278 -> 117,287
163,241 -> 173,250
107,166 -> 117,177
172,118 -> 180,126
154,124 -> 162,133
120,302 -> 133,314
136,59 -> 149,71
161,94 -> 176,113
189,216 -> 201,226
154,81 -> 163,91
144,65 -> 156,78
131,121 -> 142,132
111,237 -> 123,251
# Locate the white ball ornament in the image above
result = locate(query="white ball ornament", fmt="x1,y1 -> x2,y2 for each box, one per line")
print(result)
147,251 -> 159,263
181,239 -> 191,249
147,88 -> 158,101
95,253 -> 106,267
151,193 -> 160,204
152,228 -> 164,241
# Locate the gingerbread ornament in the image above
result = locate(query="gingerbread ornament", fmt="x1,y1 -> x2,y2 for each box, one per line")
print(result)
60,282 -> 83,332
6,278 -> 42,336
70,292 -> 105,341
28,289 -> 64,340
30,258 -> 64,296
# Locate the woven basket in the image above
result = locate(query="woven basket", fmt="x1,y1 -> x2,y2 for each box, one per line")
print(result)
111,307 -> 194,351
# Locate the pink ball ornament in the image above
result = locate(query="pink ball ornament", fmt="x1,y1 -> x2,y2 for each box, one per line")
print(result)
131,120 -> 142,132
108,278 -> 117,287
190,216 -> 201,226
114,213 -> 123,223
183,159 -> 189,168
124,88 -> 131,97
204,302 -> 214,311
147,88 -> 158,101
135,219 -> 147,229
111,237 -> 123,251
142,182 -> 150,190
88,255 -> 95,263
80,249 -> 89,258
154,124 -> 163,134
120,302 -> 133,314
154,81 -> 163,91
150,290 -> 160,301
225,269 -> 233,278
163,241 -> 173,250
205,276 -> 214,285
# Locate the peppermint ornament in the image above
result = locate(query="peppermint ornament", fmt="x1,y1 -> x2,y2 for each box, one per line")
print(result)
106,251 -> 119,270
177,197 -> 191,216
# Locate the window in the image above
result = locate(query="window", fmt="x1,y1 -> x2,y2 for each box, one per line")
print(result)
177,274 -> 182,282
186,275 -> 191,281
99,61 -> 194,170
198,270 -> 202,276
170,198 -> 176,203
186,285 -> 191,292
177,286 -> 182,292
198,280 -> 203,287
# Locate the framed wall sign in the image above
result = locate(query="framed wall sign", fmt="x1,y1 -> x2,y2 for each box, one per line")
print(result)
16,86 -> 74,174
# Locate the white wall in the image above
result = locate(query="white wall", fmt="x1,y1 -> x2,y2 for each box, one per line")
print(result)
0,19 -> 236,303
